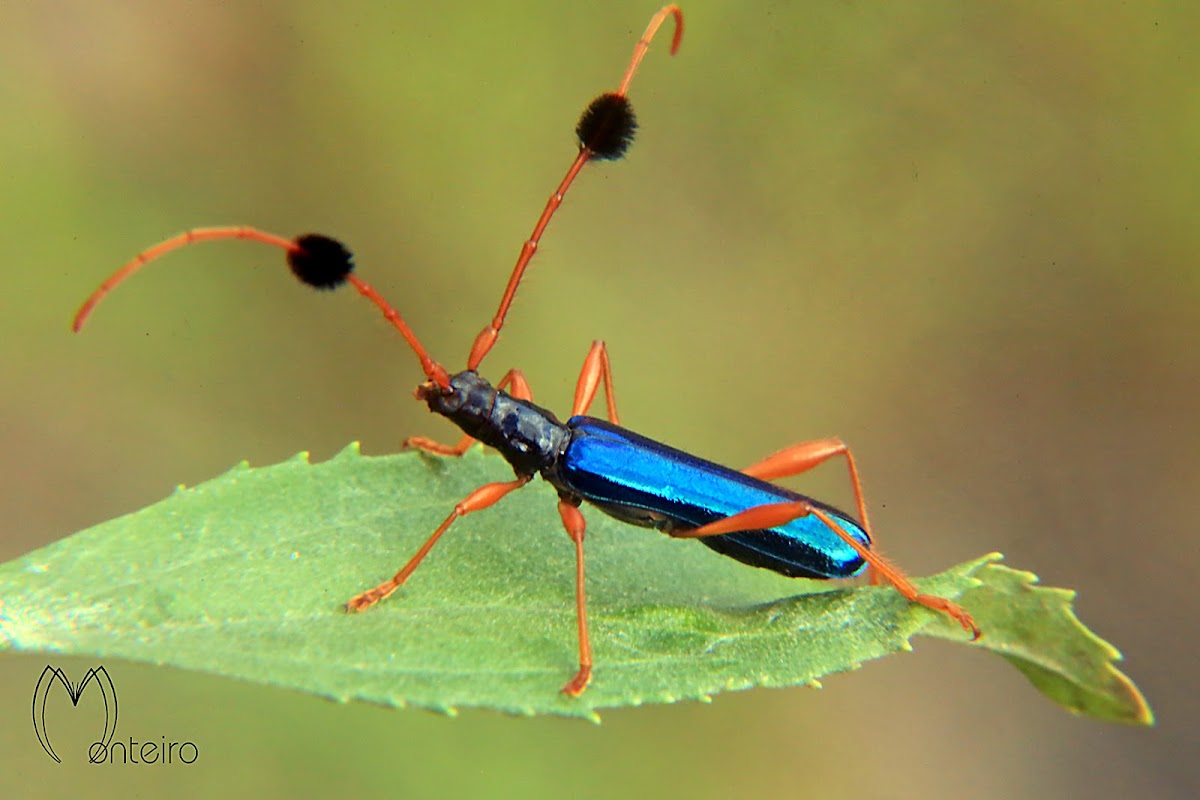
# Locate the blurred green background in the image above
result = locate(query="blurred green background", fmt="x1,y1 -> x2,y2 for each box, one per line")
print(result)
1,0 -> 1194,797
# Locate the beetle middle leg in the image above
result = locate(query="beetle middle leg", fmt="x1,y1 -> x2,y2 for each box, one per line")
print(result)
549,338 -> 624,694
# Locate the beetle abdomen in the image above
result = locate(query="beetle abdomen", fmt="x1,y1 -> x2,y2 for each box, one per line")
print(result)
556,417 -> 869,579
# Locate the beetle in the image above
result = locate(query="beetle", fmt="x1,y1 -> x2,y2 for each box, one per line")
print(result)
73,5 -> 977,696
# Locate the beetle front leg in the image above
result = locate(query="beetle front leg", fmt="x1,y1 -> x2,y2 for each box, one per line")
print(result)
346,475 -> 531,611
556,499 -> 593,696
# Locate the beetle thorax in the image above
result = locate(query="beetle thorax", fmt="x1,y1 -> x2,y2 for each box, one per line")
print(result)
418,370 -> 570,477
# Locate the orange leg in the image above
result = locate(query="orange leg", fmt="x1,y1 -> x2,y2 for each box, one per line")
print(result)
546,340 -> 624,696
404,368 -> 535,456
571,340 -> 620,422
403,433 -> 477,457
557,500 -> 593,696
673,503 -> 978,637
551,340 -> 624,695
675,441 -> 980,638
741,438 -> 875,580
346,475 -> 531,611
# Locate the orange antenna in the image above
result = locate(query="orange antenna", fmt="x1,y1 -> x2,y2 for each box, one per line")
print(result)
465,4 -> 684,371
72,227 -> 450,389
73,7 -> 684,390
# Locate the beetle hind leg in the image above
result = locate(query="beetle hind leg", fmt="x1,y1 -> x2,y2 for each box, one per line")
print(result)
673,493 -> 980,639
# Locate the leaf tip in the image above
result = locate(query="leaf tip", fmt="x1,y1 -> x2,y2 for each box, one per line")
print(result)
941,560 -> 1155,725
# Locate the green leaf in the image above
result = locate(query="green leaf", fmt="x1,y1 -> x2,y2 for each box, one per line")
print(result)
0,446 -> 1152,723
921,562 -> 1153,725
